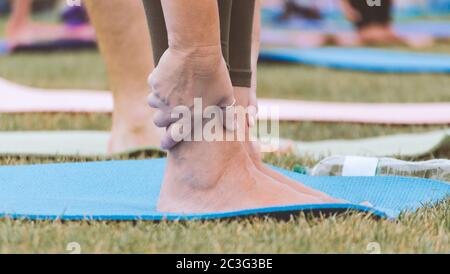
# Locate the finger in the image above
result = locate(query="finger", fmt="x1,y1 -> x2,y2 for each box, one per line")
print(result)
147,92 -> 166,109
153,109 -> 182,128
213,90 -> 236,131
147,71 -> 158,90
148,71 -> 167,104
160,134 -> 180,151
222,106 -> 238,132
217,93 -> 236,109
161,120 -> 192,150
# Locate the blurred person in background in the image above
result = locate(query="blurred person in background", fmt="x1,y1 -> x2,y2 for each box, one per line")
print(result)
2,0 -> 156,153
5,0 -> 94,47
339,0 -> 433,47
277,0 -> 322,21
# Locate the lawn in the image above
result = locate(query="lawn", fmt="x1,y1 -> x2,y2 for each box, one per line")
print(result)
0,17 -> 449,253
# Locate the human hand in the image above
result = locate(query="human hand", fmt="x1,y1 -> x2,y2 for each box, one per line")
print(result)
147,47 -> 236,149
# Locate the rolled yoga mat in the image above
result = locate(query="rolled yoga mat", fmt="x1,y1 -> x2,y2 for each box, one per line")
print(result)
1,158 -> 449,220
261,28 -> 330,48
281,129 -> 450,158
0,25 -> 96,55
257,99 -> 450,125
395,21 -> 450,40
0,40 -> 10,55
0,131 -> 161,157
0,129 -> 449,158
0,78 -> 113,113
259,47 -> 450,73
2,78 -> 450,125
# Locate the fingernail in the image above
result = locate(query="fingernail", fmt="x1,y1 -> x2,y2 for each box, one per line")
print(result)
160,136 -> 177,150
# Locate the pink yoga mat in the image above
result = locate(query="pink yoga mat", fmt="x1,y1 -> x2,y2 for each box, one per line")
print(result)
258,99 -> 450,125
260,29 -> 327,48
1,78 -> 449,125
260,29 -> 358,48
0,78 -> 112,113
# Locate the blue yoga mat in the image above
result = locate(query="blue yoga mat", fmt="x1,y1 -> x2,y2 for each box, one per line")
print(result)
0,158 -> 448,221
395,21 -> 450,39
262,6 -> 450,23
263,9 -> 450,39
0,40 -> 10,55
259,47 -> 450,73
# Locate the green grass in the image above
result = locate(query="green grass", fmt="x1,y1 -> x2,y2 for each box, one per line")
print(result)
1,51 -> 449,142
1,202 -> 449,253
0,15 -> 450,253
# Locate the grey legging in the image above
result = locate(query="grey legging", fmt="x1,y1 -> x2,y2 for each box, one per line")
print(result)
142,0 -> 255,88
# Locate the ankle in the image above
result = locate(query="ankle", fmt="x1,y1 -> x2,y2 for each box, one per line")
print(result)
166,141 -> 245,188
112,109 -> 157,135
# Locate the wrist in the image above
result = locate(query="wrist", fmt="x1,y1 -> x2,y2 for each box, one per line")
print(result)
168,45 -> 224,76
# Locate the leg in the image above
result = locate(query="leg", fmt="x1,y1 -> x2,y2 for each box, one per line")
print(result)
5,0 -> 33,43
218,0 -> 233,64
6,0 -> 94,46
358,25 -> 433,48
142,0 -> 167,67
143,0 -> 339,213
343,0 -> 433,47
85,0 -> 161,153
231,1 -> 338,201
144,0 -> 234,66
145,0 -> 235,149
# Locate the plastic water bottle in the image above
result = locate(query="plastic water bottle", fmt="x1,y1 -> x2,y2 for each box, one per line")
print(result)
310,156 -> 450,182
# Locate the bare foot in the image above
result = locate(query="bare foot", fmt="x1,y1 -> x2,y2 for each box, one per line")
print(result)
358,25 -> 434,48
401,35 -> 434,49
358,26 -> 390,46
233,86 -> 343,204
332,32 -> 361,47
6,21 -> 95,46
243,141 -> 344,203
150,47 -> 342,213
157,89 -> 343,213
108,123 -> 161,154
108,106 -> 162,154
158,141 -> 328,214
